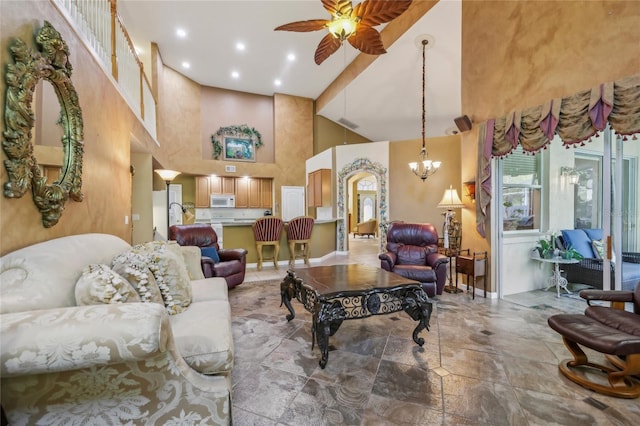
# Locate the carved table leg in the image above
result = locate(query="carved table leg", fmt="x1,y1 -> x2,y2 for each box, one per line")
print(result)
315,300 -> 346,369
402,289 -> 433,347
315,317 -> 330,369
279,273 -> 296,321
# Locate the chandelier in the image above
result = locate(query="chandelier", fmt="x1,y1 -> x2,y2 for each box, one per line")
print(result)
409,37 -> 441,181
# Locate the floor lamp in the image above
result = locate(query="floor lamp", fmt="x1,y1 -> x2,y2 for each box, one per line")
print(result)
437,185 -> 465,293
155,169 -> 181,239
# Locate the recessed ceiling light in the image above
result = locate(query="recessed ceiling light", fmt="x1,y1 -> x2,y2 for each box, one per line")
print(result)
231,71 -> 239,79
176,28 -> 187,38
182,62 -> 190,69
274,79 -> 282,86
236,42 -> 245,51
287,53 -> 296,61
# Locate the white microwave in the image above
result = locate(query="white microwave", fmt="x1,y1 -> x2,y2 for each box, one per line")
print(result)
210,194 -> 235,208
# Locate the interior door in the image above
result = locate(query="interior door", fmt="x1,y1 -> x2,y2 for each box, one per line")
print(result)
281,186 -> 305,221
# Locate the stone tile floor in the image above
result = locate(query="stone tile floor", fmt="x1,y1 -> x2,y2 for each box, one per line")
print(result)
229,237 -> 640,425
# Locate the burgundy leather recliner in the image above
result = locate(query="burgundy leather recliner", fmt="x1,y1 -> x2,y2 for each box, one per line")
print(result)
169,224 -> 247,288
379,222 -> 448,297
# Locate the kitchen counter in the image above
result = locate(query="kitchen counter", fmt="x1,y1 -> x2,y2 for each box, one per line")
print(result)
221,219 -> 337,265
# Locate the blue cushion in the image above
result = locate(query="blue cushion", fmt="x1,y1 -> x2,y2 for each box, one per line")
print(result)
201,247 -> 220,263
561,229 -> 595,258
582,228 -> 603,241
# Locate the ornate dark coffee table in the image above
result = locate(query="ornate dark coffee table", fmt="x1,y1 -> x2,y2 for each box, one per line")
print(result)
280,265 -> 433,368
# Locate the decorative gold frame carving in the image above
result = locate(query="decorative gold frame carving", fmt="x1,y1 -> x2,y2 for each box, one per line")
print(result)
2,21 -> 84,228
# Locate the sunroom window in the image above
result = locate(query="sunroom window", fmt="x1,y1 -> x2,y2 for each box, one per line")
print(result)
502,146 -> 542,232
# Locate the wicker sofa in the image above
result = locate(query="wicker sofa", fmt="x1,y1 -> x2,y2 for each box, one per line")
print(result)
558,228 -> 640,291
1,234 -> 233,425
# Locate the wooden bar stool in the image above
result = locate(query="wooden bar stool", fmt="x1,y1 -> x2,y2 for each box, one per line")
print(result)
286,216 -> 315,267
252,217 -> 283,270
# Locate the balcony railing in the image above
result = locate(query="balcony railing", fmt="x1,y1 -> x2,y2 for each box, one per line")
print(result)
53,0 -> 157,139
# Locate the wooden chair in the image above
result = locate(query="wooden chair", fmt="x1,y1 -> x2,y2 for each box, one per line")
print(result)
252,217 -> 284,270
286,216 -> 315,267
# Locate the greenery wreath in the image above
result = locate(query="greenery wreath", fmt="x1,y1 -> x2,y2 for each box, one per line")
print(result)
211,124 -> 263,160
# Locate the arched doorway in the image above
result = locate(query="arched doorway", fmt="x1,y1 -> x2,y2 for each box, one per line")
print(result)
337,158 -> 388,252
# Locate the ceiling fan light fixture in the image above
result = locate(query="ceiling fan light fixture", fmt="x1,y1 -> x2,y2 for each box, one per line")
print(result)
327,16 -> 358,41
275,0 -> 411,65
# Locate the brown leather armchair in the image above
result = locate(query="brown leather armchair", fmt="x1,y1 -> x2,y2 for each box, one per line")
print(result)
547,285 -> 640,398
169,224 -> 247,288
379,222 -> 448,297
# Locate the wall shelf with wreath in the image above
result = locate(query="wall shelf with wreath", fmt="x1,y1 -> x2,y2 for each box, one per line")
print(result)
211,124 -> 263,162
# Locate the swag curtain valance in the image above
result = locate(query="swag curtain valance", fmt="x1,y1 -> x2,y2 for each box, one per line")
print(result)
476,73 -> 640,237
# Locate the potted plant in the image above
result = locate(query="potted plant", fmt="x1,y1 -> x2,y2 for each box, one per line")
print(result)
535,238 -> 554,258
560,245 -> 584,260
535,232 -> 559,259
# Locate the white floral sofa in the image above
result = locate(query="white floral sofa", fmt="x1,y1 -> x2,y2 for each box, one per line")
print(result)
0,233 -> 233,425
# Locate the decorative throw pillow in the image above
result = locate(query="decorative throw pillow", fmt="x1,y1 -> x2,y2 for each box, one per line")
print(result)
180,245 -> 206,280
130,242 -> 192,314
75,264 -> 141,305
201,247 -> 220,263
591,239 -> 616,263
112,251 -> 164,305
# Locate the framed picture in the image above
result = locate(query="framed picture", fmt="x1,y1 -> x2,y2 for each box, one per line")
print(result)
223,136 -> 255,162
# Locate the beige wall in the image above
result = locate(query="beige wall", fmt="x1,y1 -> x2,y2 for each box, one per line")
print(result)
131,153 -> 154,245
459,0 -> 640,292
200,87 -> 274,163
314,115 -> 370,155
156,65 -> 314,217
1,1 -> 157,255
388,135 -> 462,227
462,1 -> 640,123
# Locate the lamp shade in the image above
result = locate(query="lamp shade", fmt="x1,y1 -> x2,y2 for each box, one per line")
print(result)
155,169 -> 181,182
437,185 -> 464,209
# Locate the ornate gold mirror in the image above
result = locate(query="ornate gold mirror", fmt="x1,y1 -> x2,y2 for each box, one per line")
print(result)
3,21 -> 84,227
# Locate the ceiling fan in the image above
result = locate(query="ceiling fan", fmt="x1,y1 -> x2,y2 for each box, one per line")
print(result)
275,0 -> 412,65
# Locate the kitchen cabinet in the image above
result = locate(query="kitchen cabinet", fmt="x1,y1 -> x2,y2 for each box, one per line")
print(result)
261,179 -> 273,209
248,178 -> 261,208
195,176 -> 210,208
197,176 -> 272,209
235,178 -> 249,208
210,176 -> 235,195
236,178 -> 272,208
307,169 -> 331,207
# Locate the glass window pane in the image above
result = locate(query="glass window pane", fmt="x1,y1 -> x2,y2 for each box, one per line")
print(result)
502,146 -> 542,232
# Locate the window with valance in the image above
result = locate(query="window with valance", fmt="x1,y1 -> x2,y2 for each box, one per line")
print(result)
476,73 -> 640,237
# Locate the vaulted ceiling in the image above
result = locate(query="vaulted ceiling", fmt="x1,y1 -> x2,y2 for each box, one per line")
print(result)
118,0 -> 462,142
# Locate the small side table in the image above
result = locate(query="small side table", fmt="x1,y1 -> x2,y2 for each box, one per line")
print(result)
456,250 -> 488,299
530,254 -> 579,298
439,247 -> 462,293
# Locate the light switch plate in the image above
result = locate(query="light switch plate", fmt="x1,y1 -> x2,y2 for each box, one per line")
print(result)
225,165 -> 236,173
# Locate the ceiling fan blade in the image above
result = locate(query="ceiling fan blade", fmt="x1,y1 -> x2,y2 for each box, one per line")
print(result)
315,33 -> 343,65
353,0 -> 412,26
275,19 -> 329,32
322,0 -> 353,17
348,26 -> 386,55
